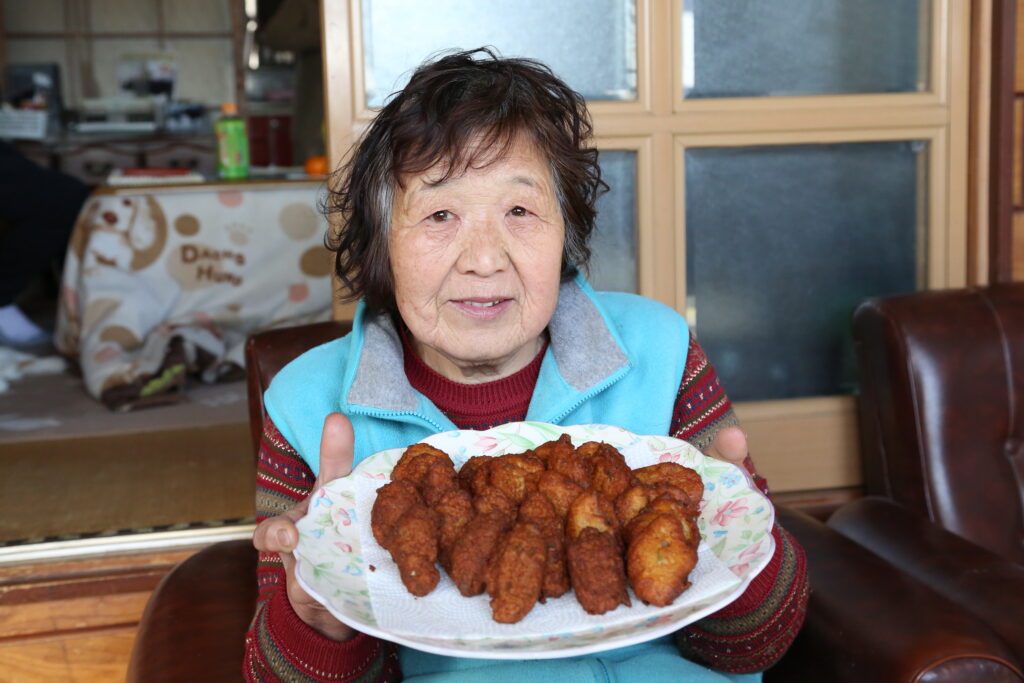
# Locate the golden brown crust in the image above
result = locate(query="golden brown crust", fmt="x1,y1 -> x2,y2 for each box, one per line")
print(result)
537,470 -> 585,520
472,486 -> 517,522
518,492 -> 570,600
614,483 -> 656,529
391,443 -> 456,489
624,495 -> 700,546
485,521 -> 547,623
586,443 -> 635,500
458,455 -> 492,494
421,459 -> 459,507
385,504 -> 441,596
434,487 -> 474,572
487,452 -> 545,504
370,480 -> 423,551
448,512 -> 512,597
545,446 -> 593,489
566,490 -> 620,545
531,433 -> 575,465
626,514 -> 697,607
633,462 -> 704,508
566,527 -> 631,615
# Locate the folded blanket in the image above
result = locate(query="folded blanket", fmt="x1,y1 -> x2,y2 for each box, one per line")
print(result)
55,185 -> 333,410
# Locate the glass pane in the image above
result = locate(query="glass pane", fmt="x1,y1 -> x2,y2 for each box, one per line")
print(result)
2,0 -> 65,32
685,141 -> 925,401
589,150 -> 637,293
683,0 -> 930,98
362,0 -> 636,107
163,0 -> 232,32
89,0 -> 159,32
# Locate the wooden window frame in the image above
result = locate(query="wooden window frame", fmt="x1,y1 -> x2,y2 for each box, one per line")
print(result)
320,0 -> 974,498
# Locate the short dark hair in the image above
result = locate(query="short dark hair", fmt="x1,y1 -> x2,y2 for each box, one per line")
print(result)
325,47 -> 607,312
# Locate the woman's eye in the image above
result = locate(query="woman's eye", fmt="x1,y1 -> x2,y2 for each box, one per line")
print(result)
509,206 -> 529,217
429,210 -> 451,223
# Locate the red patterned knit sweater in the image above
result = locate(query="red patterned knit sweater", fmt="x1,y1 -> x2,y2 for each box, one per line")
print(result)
243,333 -> 808,681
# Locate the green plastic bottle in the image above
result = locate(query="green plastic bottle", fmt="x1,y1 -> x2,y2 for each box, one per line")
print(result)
215,102 -> 249,180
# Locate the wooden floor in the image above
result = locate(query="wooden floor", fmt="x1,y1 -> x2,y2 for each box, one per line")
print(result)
0,547 -> 200,683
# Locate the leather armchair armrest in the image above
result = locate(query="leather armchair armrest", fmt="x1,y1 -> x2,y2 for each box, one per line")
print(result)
766,506 -> 1022,682
829,496 -> 1024,667
127,540 -> 258,683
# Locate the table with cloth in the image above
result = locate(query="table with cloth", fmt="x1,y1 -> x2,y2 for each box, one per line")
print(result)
55,179 -> 334,410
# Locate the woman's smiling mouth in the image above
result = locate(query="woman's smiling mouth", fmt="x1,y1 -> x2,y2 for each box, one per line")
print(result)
451,298 -> 513,317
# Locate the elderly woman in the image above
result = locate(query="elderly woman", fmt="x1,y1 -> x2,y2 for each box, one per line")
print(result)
245,49 -> 807,682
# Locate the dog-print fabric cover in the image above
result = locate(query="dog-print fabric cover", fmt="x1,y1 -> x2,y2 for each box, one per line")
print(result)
55,184 -> 333,410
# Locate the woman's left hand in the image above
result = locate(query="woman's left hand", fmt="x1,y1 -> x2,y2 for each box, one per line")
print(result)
252,413 -> 357,640
703,425 -> 756,488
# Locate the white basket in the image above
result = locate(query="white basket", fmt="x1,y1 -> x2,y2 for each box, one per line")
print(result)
0,109 -> 49,140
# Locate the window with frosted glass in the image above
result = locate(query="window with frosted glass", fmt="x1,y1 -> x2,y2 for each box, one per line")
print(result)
682,0 -> 930,98
685,141 -> 925,401
362,0 -> 636,107
588,150 -> 637,293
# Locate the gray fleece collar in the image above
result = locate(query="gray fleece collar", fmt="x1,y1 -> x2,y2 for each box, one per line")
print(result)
346,279 -> 629,411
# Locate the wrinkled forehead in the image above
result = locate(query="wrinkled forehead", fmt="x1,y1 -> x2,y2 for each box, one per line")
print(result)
395,138 -> 557,210
394,129 -> 548,189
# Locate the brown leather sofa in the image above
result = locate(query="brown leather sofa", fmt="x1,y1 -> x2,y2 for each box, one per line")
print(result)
127,316 -> 1024,682
827,284 -> 1024,669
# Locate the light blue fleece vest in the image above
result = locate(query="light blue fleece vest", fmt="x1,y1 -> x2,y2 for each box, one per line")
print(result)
263,277 -> 762,682
265,277 -> 690,476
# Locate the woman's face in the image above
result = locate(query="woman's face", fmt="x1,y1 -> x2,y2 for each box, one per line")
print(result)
389,138 -> 565,382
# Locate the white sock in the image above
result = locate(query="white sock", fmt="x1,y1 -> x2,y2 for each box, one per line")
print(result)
0,303 -> 46,342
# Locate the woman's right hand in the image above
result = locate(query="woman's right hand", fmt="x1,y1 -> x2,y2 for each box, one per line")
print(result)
252,412 -> 357,641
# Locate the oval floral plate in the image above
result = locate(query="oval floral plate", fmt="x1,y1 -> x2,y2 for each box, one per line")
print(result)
294,422 -> 775,659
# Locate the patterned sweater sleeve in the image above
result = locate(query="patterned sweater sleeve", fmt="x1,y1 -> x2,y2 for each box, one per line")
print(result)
243,416 -> 401,682
669,334 -> 809,673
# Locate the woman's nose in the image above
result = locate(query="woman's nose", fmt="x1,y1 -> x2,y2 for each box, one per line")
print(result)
455,218 -> 509,276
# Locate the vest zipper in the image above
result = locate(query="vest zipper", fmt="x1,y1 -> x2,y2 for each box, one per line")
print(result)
345,406 -> 449,434
544,363 -> 631,426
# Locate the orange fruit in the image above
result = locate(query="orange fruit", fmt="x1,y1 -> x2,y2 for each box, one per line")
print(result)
304,155 -> 328,176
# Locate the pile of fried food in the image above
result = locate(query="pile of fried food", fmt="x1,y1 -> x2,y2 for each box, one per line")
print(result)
370,434 -> 704,624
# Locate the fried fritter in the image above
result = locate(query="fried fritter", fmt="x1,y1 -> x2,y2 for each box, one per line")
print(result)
434,487 -> 474,572
648,482 -> 700,516
546,445 -> 593,489
615,483 -> 657,528
537,470 -> 586,520
485,521 -> 546,623
448,511 -> 512,597
614,485 -> 696,528
472,486 -> 517,522
646,494 -> 700,523
385,504 -> 441,596
391,443 -> 456,489
566,526 -> 631,615
633,462 -> 704,508
458,455 -> 492,494
624,496 -> 700,548
531,433 -> 575,465
519,492 -> 570,600
487,452 -> 545,504
421,459 -> 459,507
566,490 -> 620,546
572,441 -> 607,461
586,443 -> 635,500
626,513 -> 698,607
371,479 -> 423,551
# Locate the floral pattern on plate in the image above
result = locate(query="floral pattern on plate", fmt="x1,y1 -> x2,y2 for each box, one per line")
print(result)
294,422 -> 775,659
